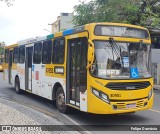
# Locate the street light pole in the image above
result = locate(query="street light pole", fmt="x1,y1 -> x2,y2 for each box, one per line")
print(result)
43,29 -> 52,33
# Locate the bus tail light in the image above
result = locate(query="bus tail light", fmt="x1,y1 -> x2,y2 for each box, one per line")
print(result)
91,87 -> 110,104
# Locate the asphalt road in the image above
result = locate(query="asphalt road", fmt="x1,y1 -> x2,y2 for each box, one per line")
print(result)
0,72 -> 160,134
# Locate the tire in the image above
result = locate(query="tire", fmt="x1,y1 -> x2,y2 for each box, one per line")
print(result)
15,77 -> 23,94
56,87 -> 70,114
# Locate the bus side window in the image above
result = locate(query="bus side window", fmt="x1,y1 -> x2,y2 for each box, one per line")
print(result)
52,37 -> 65,64
13,47 -> 19,63
42,40 -> 52,64
5,49 -> 9,63
33,42 -> 42,64
19,46 -> 25,63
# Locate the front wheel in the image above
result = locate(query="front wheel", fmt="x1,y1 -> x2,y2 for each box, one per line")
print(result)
56,87 -> 70,114
15,77 -> 23,94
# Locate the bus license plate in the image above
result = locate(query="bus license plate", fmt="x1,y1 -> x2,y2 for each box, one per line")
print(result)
126,103 -> 136,108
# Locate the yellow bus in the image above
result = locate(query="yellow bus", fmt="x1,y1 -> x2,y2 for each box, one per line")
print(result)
4,44 -> 18,82
0,48 -> 4,72
4,22 -> 153,114
0,55 -> 3,71
0,60 -> 3,72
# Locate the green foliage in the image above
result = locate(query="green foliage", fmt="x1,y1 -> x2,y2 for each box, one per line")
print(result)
73,0 -> 160,30
0,0 -> 14,7
73,1 -> 96,26
0,47 -> 5,55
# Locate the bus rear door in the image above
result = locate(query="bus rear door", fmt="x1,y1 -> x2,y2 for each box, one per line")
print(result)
8,50 -> 13,84
25,46 -> 33,91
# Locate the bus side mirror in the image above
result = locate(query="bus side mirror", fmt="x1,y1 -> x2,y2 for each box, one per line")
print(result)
86,40 -> 94,69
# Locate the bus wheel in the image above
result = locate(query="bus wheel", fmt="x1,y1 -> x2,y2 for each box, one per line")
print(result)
15,77 -> 23,94
56,87 -> 69,114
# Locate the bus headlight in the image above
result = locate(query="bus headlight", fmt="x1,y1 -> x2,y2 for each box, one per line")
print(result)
91,87 -> 110,104
92,88 -> 100,97
148,89 -> 153,100
101,93 -> 110,104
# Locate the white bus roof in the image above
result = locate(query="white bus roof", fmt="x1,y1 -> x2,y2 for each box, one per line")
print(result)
17,36 -> 47,45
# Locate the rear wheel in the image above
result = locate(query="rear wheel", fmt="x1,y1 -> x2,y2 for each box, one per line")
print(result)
56,87 -> 70,114
15,77 -> 23,94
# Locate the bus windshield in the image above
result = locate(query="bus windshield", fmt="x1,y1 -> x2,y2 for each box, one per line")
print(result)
90,40 -> 151,79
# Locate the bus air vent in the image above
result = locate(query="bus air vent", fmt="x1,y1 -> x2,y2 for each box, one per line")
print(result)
106,81 -> 150,90
136,100 -> 144,108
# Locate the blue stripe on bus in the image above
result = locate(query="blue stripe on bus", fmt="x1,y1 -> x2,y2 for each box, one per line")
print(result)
63,29 -> 74,36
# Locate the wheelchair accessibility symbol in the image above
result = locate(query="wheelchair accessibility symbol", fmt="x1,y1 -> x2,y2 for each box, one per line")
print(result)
130,68 -> 139,78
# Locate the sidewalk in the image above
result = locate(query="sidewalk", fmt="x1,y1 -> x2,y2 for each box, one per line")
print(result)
0,98 -> 80,134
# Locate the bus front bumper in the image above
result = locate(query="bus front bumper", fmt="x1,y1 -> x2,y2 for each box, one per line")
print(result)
88,93 -> 154,114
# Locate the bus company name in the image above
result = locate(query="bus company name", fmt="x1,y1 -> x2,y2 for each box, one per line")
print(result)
46,68 -> 53,73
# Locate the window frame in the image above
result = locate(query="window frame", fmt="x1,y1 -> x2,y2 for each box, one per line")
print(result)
19,45 -> 25,64
33,42 -> 42,64
5,49 -> 9,63
13,47 -> 19,63
52,37 -> 65,64
42,40 -> 52,64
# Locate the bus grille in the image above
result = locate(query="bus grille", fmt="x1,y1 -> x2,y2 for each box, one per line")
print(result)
106,81 -> 151,90
136,100 -> 145,108
113,100 -> 145,110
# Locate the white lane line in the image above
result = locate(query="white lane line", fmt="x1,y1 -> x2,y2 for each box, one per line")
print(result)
61,113 -> 92,134
149,109 -> 160,114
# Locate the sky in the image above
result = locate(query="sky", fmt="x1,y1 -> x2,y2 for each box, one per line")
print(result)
0,0 -> 90,45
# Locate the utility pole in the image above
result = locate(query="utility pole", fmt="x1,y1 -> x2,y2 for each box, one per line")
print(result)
43,29 -> 52,33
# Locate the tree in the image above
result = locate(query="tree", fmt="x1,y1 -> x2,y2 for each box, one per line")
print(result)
0,0 -> 14,6
73,0 -> 96,26
73,0 -> 160,30
0,42 -> 5,60
138,1 -> 160,29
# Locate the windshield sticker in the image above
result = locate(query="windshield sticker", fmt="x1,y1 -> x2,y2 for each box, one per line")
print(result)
124,63 -> 129,68
123,57 -> 129,67
123,57 -> 129,62
130,68 -> 139,78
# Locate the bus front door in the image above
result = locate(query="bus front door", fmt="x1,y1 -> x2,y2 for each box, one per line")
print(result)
8,50 -> 13,84
25,46 -> 33,91
67,37 -> 88,107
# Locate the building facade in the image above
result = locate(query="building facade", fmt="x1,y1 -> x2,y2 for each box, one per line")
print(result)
51,13 -> 75,33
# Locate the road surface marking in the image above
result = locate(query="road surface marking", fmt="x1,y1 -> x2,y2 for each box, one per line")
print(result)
149,109 -> 160,114
61,113 -> 92,134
